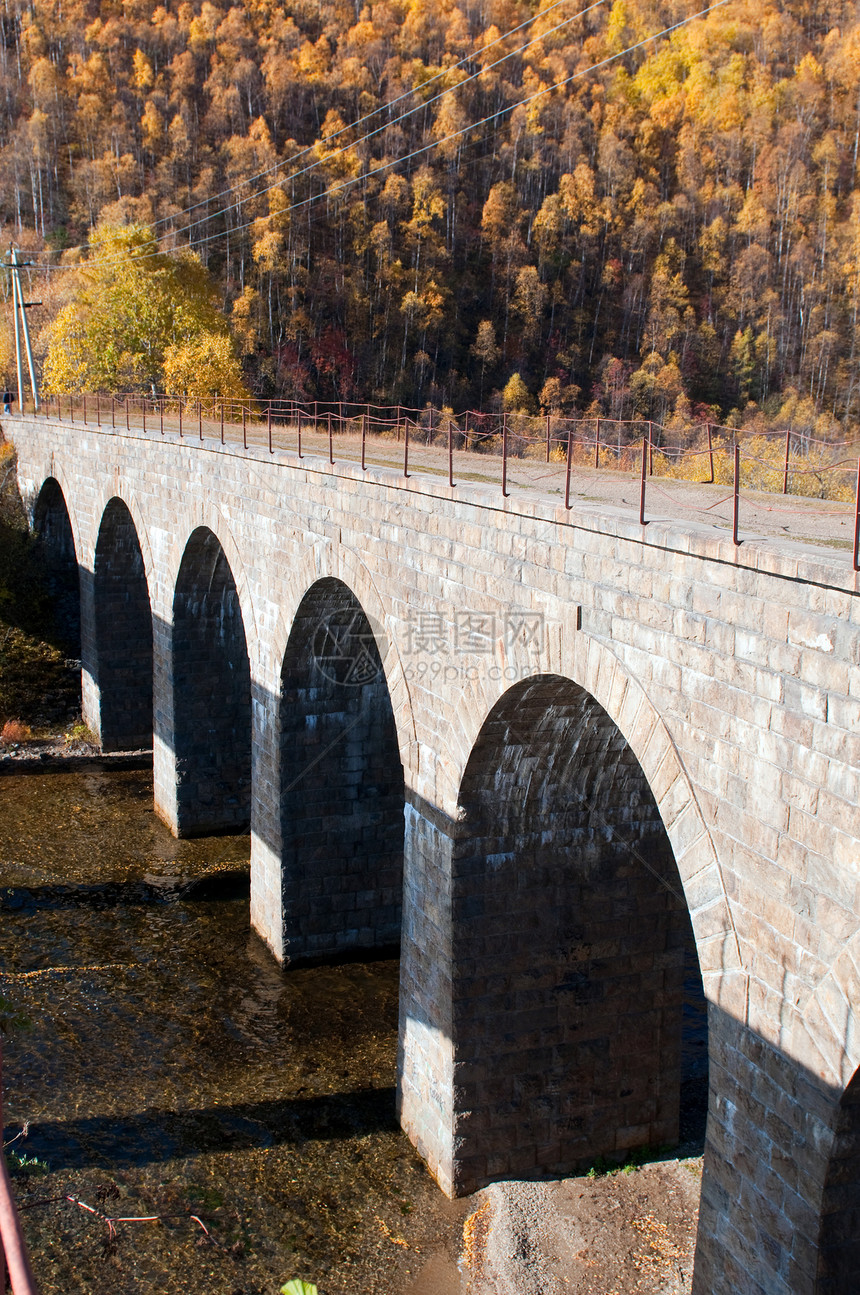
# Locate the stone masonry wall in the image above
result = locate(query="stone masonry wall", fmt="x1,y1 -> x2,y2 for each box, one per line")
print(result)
8,413 -> 860,1295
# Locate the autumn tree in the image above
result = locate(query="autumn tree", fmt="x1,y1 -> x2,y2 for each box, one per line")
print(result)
41,222 -> 245,393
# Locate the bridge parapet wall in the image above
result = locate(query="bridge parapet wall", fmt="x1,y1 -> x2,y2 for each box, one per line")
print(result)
7,413 -> 860,1295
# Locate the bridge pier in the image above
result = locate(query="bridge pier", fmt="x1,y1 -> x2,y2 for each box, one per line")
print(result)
693,1013 -> 843,1295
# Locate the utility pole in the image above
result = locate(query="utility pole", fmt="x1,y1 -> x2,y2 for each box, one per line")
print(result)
10,249 -> 23,412
8,247 -> 40,411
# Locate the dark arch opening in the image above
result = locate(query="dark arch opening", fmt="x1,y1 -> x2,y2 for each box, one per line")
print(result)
94,499 -> 153,751
816,1066 -> 860,1291
172,527 -> 251,836
33,478 -> 80,657
279,577 -> 404,963
451,673 -> 707,1193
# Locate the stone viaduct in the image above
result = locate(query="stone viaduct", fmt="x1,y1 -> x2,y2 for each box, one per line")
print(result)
5,412 -> 860,1294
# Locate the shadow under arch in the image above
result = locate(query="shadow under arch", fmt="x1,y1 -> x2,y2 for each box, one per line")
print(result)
816,1064 -> 860,1292
449,672 -> 707,1194
93,497 -> 153,751
265,540 -> 418,781
32,477 -> 81,657
172,526 -> 251,836
279,576 -> 404,964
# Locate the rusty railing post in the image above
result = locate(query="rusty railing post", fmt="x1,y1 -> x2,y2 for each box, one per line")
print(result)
111,395 -> 115,429
593,416 -> 599,468
126,397 -> 130,431
198,399 -> 202,441
242,404 -> 247,449
82,393 -> 86,424
648,420 -> 653,474
69,393 -> 74,423
361,412 -> 367,470
403,416 -> 410,478
545,414 -> 551,463
142,397 -> 146,435
448,419 -> 454,487
565,427 -> 573,509
179,399 -> 183,437
297,408 -> 303,459
160,397 -> 164,436
733,444 -> 741,546
220,400 -> 224,445
267,402 -> 272,453
502,412 -> 509,498
707,422 -> 714,483
328,411 -> 334,464
639,434 -> 648,524
0,1044 -> 39,1295
783,428 -> 790,494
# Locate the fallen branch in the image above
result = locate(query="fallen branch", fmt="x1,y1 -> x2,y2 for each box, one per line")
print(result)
63,1195 -> 239,1254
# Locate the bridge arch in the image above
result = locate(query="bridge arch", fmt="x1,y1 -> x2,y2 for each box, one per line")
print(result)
165,503 -> 259,667
92,497 -> 153,750
170,525 -> 252,836
446,631 -> 740,996
32,476 -> 81,659
278,575 -> 405,963
446,670 -> 709,1192
267,541 -> 417,777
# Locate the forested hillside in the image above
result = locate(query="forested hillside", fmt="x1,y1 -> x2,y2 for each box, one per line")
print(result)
2,0 -> 860,430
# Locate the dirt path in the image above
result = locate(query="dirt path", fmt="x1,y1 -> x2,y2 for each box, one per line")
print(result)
403,1157 -> 702,1295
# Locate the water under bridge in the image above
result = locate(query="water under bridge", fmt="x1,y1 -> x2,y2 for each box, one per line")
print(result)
5,410 -> 860,1295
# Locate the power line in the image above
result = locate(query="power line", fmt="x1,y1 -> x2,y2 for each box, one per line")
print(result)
31,0 -> 731,276
28,0 -> 603,266
183,0 -> 733,252
147,0 -> 600,232
103,0 -> 605,259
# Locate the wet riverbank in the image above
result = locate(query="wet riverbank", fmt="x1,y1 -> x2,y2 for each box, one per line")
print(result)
0,764 -> 466,1294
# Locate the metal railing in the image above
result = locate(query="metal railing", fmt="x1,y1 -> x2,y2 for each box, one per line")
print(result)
0,1044 -> 39,1294
11,392 -> 860,571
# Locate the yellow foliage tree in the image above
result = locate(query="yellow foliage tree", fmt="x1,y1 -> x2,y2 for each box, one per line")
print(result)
163,332 -> 249,399
42,222 -> 245,394
502,372 -> 535,413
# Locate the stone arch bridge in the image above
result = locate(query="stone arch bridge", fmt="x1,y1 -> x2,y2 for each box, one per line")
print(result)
6,414 -> 860,1295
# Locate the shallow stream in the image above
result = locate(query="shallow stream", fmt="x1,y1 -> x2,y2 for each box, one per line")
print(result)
0,763 -> 466,1295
